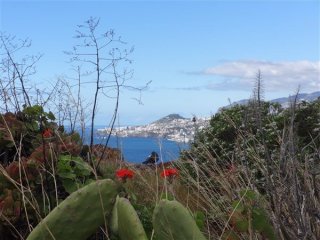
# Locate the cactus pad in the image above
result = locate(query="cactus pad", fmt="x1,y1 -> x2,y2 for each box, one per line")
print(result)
117,197 -> 148,240
109,195 -> 119,236
27,179 -> 118,240
153,199 -> 207,240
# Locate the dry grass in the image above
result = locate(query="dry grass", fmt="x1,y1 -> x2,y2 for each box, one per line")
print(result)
1,112 -> 319,240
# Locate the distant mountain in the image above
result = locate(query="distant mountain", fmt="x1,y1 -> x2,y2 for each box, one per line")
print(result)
270,91 -> 320,104
153,114 -> 186,124
229,91 -> 320,108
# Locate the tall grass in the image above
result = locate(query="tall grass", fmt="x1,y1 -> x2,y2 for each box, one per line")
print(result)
1,100 -> 319,240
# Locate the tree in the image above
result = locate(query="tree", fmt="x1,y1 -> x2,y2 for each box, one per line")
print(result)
65,17 -> 148,167
0,33 -> 42,112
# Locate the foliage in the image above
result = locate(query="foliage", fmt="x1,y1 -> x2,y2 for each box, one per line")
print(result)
194,210 -> 206,231
228,190 -> 276,240
180,98 -> 320,239
187,101 -> 283,161
57,155 -> 93,193
22,105 -> 55,126
0,105 -> 57,166
182,99 -> 320,181
0,106 -> 99,239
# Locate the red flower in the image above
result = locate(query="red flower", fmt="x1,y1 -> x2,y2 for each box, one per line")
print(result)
43,129 -> 53,138
116,169 -> 134,180
160,168 -> 178,178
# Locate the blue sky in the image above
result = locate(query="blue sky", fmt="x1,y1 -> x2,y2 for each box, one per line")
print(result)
1,0 -> 319,125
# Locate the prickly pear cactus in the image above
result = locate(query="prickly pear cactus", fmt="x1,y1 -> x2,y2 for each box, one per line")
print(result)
116,197 -> 148,240
153,199 -> 207,240
27,179 -> 118,240
110,195 -> 119,236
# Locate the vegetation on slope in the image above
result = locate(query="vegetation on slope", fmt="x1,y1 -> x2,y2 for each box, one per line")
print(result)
179,97 -> 320,239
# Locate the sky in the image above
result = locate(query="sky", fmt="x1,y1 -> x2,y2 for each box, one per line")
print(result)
0,0 -> 319,125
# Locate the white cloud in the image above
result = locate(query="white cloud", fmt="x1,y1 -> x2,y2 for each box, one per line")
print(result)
203,60 -> 320,91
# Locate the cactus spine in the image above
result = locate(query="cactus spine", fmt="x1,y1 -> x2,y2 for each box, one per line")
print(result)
27,179 -> 118,240
153,199 -> 207,240
116,197 -> 148,240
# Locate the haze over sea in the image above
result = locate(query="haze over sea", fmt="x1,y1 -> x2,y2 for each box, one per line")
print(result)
83,126 -> 188,163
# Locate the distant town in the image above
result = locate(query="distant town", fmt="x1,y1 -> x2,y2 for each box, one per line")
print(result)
97,114 -> 210,143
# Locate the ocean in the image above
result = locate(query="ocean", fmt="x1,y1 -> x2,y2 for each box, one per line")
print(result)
77,126 -> 189,163
93,135 -> 188,163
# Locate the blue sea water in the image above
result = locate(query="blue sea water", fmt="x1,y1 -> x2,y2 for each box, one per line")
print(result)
93,135 -> 188,163
76,126 -> 189,163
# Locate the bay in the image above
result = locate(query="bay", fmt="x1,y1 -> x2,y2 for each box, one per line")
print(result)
76,126 -> 189,163
93,135 -> 188,163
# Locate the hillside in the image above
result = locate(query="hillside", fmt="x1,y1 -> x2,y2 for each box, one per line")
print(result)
228,91 -> 320,108
152,114 -> 186,124
97,114 -> 209,142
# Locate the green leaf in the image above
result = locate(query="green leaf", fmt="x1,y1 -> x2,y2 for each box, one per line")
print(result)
57,155 -> 93,194
252,207 -> 276,240
232,201 -> 245,212
252,207 -> 268,231
70,133 -> 81,143
235,218 -> 249,232
194,210 -> 206,231
47,111 -> 56,121
72,157 -> 91,176
25,122 -> 39,131
61,178 -> 78,193
262,225 -> 277,240
240,189 -> 256,201
58,171 -> 76,179
84,179 -> 94,185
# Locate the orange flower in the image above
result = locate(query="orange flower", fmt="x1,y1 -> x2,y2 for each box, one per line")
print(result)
43,129 -> 53,138
160,168 -> 178,178
116,169 -> 134,180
